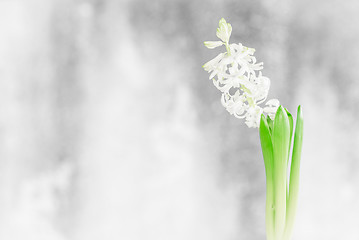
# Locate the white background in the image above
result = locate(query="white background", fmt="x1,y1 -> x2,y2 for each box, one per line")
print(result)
0,0 -> 359,239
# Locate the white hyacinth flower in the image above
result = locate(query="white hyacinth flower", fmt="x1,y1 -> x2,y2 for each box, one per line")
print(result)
203,18 -> 279,128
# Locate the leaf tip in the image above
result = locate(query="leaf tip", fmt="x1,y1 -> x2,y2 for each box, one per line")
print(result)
297,105 -> 303,120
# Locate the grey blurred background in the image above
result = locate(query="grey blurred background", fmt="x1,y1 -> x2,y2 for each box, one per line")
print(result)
1,0 -> 359,239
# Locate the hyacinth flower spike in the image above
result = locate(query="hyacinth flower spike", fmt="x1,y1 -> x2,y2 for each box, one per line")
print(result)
203,18 -> 303,240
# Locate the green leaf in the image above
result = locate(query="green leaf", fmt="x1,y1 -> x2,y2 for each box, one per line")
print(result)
284,108 -> 294,199
272,106 -> 291,240
266,115 -> 274,135
259,114 -> 275,240
285,108 -> 294,150
260,114 -> 273,176
283,105 -> 304,240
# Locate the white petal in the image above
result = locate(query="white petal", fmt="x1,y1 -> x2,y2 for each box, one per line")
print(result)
202,53 -> 224,71
230,43 -> 243,52
209,70 -> 218,79
266,99 -> 280,107
204,41 -> 224,49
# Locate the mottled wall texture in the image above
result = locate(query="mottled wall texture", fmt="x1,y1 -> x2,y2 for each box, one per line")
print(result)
1,0 -> 359,239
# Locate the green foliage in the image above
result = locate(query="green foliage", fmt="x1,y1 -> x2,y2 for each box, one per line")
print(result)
259,105 -> 303,240
259,115 -> 275,240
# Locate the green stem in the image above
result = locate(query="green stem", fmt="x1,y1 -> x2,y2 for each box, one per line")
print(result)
225,42 -> 231,56
265,170 -> 275,240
